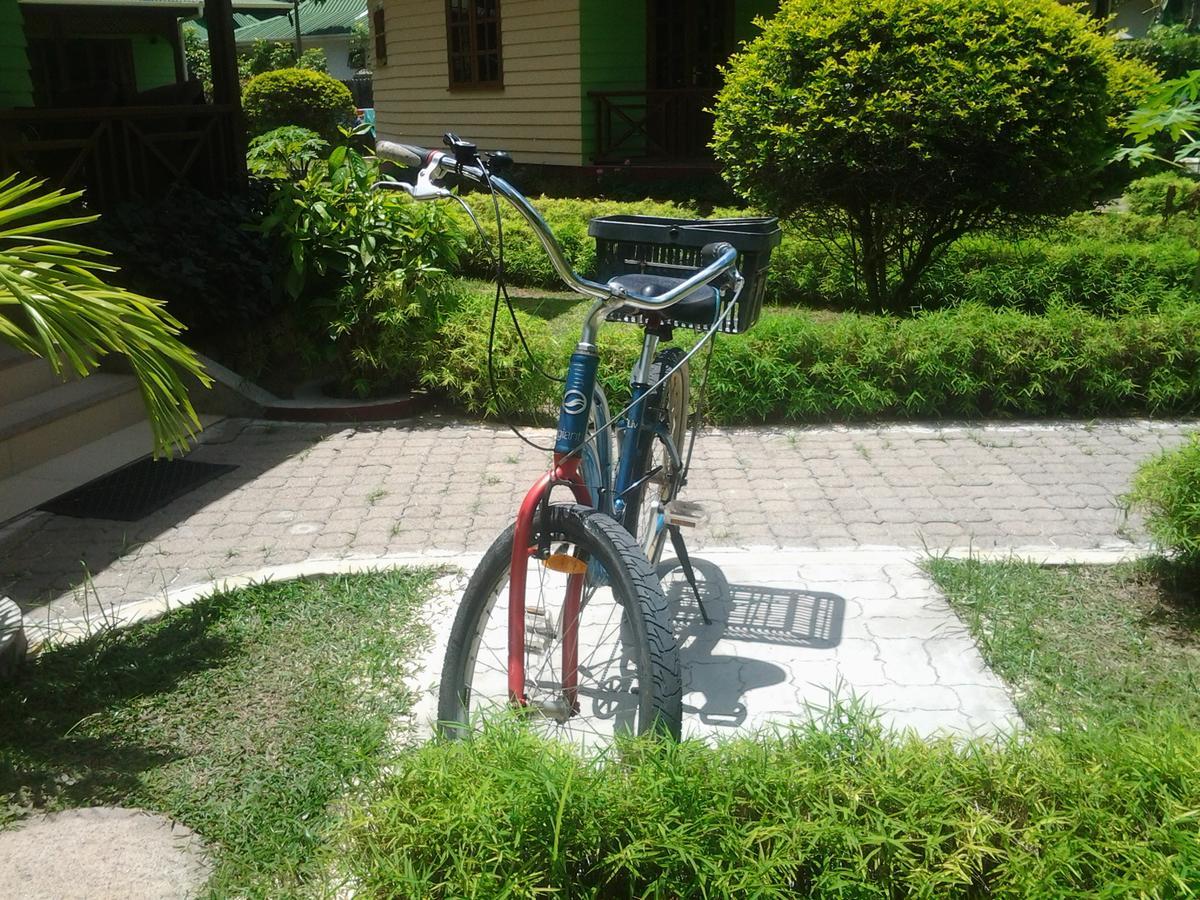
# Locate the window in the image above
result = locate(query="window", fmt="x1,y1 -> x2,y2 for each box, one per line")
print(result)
446,0 -> 503,89
373,8 -> 388,67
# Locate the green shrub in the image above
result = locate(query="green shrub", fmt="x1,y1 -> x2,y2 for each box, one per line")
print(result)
82,186 -> 282,336
415,288 -> 562,417
445,194 -> 1199,316
261,144 -> 467,393
1124,172 -> 1200,218
242,67 -> 355,142
239,39 -> 328,83
914,227 -> 1198,316
713,0 -> 1153,311
1127,434 -> 1200,562
424,287 -> 1200,423
348,713 -> 1200,897
449,192 -> 696,287
1117,24 -> 1200,80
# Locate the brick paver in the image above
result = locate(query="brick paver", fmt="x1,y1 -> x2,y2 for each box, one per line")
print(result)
2,417 -> 1193,626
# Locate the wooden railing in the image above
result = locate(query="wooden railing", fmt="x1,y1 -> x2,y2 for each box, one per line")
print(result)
588,89 -> 716,166
0,105 -> 244,210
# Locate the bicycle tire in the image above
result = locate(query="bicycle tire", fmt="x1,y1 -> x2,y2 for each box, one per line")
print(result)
626,347 -> 690,564
439,503 -> 682,743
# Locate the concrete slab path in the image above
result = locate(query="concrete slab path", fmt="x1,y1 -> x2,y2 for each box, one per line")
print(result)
403,549 -> 1021,743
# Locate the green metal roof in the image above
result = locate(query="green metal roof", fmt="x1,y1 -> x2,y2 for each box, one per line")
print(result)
232,0 -> 364,41
19,0 -> 289,9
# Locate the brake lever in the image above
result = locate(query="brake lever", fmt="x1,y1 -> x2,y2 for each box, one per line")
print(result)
372,162 -> 451,201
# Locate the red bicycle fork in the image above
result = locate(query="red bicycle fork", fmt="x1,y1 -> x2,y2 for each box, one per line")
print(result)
508,454 -> 591,708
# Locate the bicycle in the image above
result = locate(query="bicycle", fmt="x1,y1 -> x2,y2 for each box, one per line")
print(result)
376,134 -> 779,744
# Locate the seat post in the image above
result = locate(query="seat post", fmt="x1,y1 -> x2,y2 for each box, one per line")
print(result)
631,330 -> 660,387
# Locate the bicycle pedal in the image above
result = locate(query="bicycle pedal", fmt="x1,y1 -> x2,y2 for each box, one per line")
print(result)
525,634 -> 551,654
526,621 -> 558,639
664,500 -> 707,528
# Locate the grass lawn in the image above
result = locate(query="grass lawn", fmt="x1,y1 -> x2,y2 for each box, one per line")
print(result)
925,557 -> 1200,730
341,557 -> 1200,897
0,568 -> 441,898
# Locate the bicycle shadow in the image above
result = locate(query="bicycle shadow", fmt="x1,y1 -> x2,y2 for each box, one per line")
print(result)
656,557 -> 846,730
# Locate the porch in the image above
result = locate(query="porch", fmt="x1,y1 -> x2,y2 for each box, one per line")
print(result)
1,0 -> 284,208
0,104 -> 241,210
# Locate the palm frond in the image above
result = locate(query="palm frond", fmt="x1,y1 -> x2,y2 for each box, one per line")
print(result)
0,174 -> 212,455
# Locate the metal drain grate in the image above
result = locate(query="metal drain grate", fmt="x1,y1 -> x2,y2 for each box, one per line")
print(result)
39,458 -> 237,521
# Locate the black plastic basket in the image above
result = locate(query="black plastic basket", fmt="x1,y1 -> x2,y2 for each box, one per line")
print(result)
588,214 -> 782,333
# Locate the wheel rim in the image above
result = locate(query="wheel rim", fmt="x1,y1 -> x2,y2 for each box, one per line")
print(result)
457,538 -> 649,747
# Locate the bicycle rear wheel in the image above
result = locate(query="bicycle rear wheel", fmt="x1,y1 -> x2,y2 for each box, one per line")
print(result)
439,503 -> 682,744
627,348 -> 690,564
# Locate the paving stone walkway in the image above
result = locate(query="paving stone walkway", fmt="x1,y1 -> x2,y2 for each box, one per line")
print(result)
2,417 -> 1192,628
1,416 -> 1195,739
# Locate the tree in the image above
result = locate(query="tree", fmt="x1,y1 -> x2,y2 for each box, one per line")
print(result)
712,0 -> 1155,312
0,176 -> 209,454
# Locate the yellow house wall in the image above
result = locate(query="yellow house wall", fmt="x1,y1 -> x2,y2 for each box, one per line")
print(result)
371,0 -> 583,166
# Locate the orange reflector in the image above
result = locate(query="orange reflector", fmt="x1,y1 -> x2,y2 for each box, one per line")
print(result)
544,553 -> 588,575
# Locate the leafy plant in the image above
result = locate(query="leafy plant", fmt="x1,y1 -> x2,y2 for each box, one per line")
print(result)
712,0 -> 1154,312
182,28 -> 212,97
81,185 -> 282,336
246,126 -> 330,181
242,67 -> 355,142
0,175 -> 209,453
1116,69 -> 1200,172
260,144 -> 467,393
1127,434 -> 1200,562
1123,172 -> 1200,218
239,39 -> 328,83
442,193 -> 1200,316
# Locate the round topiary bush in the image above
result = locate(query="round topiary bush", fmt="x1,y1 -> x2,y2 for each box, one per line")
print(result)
712,0 -> 1154,312
242,67 -> 356,142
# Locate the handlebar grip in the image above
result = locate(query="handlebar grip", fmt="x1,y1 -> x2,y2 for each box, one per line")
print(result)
375,140 -> 429,166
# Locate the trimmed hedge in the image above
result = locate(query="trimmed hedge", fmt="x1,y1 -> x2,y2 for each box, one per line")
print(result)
447,194 -> 1200,316
419,288 -> 1200,424
448,192 -> 700,288
348,714 -> 1200,897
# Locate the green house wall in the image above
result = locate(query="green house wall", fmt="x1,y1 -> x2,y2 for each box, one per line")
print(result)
131,33 -> 178,91
0,0 -> 33,108
578,0 -> 777,161
734,0 -> 776,44
579,0 -> 647,157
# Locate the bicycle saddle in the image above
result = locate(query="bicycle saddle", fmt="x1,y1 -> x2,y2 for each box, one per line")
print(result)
607,273 -> 721,326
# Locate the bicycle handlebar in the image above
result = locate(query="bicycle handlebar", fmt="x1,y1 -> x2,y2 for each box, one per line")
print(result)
375,140 -> 429,168
374,135 -> 742,316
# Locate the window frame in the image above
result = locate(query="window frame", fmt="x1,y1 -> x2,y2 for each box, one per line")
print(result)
444,0 -> 504,91
373,7 -> 388,67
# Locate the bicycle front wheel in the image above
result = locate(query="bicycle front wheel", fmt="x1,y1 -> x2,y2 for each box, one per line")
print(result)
439,503 -> 682,744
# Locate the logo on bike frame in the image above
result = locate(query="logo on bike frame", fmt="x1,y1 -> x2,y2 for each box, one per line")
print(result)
562,390 -> 588,415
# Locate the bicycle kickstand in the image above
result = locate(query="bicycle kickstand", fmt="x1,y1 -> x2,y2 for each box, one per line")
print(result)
667,524 -> 711,625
